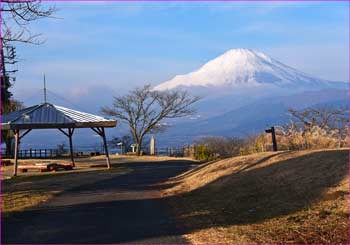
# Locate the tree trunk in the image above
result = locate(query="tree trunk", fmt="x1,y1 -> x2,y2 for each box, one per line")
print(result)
3,132 -> 13,156
136,139 -> 143,156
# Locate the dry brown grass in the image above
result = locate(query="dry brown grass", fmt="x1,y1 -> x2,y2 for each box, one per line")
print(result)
162,149 -> 350,244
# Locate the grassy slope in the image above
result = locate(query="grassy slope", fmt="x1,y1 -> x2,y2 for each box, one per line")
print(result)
163,149 -> 349,244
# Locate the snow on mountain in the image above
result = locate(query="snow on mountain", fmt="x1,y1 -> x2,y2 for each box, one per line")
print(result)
154,49 -> 334,91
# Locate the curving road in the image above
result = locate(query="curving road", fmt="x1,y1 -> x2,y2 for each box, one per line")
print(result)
2,160 -> 195,244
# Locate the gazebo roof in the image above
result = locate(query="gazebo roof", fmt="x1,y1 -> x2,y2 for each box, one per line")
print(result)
1,102 -> 117,130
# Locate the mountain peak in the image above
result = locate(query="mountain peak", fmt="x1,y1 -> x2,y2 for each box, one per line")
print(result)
224,48 -> 273,62
154,48 -> 331,91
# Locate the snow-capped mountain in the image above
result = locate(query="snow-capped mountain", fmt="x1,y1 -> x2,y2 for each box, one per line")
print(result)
154,49 -> 338,91
150,48 -> 347,146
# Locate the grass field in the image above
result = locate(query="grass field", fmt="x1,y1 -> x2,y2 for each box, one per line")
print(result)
162,149 -> 349,244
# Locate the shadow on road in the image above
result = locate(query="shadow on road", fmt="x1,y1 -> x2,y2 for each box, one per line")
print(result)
2,160 -> 194,244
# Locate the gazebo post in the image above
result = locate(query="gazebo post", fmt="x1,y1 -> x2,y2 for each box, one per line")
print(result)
101,127 -> 111,169
13,129 -> 19,176
68,128 -> 75,167
58,128 -> 75,167
91,127 -> 111,169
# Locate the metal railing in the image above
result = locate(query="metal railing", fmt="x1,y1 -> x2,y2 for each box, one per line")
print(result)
1,149 -> 60,159
1,145 -> 195,159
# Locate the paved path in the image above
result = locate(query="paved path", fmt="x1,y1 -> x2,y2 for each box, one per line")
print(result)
2,160 -> 195,244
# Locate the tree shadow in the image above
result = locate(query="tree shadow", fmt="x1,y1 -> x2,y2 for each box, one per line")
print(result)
167,149 -> 349,228
63,160 -> 195,193
3,198 -> 188,244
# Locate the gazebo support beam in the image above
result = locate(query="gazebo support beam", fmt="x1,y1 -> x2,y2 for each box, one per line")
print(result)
68,128 -> 75,167
58,128 -> 69,137
58,128 -> 75,167
13,129 -> 19,176
91,127 -> 111,169
19,129 -> 32,140
101,127 -> 111,169
11,129 -> 32,176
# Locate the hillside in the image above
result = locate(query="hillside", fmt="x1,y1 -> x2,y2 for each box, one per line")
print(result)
162,149 -> 349,243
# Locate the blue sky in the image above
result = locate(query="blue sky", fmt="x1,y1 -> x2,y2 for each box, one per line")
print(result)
12,1 -> 348,105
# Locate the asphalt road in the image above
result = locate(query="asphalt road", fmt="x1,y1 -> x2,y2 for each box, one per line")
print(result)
2,160 -> 195,244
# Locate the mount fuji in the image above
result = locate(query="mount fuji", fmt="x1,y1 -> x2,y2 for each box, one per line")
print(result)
154,49 -> 343,92
152,49 -> 347,146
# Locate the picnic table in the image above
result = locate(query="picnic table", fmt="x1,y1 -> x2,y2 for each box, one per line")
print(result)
1,160 -> 12,166
18,162 -> 73,173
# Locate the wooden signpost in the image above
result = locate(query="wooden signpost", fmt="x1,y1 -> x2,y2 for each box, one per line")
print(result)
265,126 -> 278,151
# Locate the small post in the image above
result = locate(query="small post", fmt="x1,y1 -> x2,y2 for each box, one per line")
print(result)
13,130 -> 19,176
150,135 -> 155,155
101,127 -> 111,169
265,126 -> 278,152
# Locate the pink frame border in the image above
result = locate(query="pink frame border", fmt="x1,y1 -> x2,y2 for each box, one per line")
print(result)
0,0 -> 349,245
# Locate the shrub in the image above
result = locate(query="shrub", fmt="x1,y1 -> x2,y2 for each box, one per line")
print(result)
194,136 -> 245,160
195,144 -> 216,162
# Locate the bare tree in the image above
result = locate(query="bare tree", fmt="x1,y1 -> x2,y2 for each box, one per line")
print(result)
1,0 -> 56,155
288,106 -> 349,149
102,85 -> 200,155
288,106 -> 348,131
1,0 -> 56,45
1,0 -> 57,111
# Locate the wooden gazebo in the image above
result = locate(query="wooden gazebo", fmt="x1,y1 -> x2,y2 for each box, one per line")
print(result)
1,102 -> 117,176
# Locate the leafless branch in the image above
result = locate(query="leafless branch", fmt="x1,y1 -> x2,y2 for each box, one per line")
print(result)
1,0 -> 56,45
102,85 -> 200,155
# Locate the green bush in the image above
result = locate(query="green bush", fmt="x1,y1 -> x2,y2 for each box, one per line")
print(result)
195,144 -> 216,162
